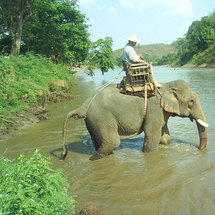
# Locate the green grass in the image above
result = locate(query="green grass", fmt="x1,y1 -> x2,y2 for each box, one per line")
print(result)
0,150 -> 76,214
0,53 -> 75,120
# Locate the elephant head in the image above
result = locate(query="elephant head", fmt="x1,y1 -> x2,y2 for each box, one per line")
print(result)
161,80 -> 208,150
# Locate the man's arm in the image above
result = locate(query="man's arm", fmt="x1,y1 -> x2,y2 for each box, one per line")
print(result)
132,55 -> 146,63
132,58 -> 146,63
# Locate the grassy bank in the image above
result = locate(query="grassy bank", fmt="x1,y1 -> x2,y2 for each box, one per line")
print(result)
0,53 -> 75,129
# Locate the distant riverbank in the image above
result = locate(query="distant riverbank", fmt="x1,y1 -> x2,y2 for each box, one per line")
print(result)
181,63 -> 215,68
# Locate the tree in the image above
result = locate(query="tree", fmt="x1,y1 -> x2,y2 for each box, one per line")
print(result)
21,0 -> 90,64
200,26 -> 215,49
166,9 -> 215,66
92,37 -> 115,74
74,37 -> 115,76
0,0 -> 36,56
0,0 -> 115,73
207,10 -> 215,29
0,34 -> 11,55
186,20 -> 203,54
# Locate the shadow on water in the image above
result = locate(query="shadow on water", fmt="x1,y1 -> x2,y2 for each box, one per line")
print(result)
50,135 -> 94,159
50,131 -> 199,160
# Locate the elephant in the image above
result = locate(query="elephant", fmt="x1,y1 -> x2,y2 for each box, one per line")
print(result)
61,80 -> 208,160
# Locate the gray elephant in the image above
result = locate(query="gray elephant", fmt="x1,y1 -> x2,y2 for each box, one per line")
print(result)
61,80 -> 208,160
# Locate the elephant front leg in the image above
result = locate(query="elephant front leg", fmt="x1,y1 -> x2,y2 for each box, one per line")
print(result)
143,128 -> 162,152
160,124 -> 172,146
143,107 -> 163,152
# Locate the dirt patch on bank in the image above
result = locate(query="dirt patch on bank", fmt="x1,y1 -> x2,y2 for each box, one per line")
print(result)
0,90 -> 74,141
0,105 -> 49,141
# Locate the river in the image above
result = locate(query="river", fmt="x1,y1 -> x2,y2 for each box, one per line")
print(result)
1,66 -> 215,214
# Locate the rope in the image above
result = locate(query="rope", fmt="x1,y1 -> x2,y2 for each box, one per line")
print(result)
85,69 -> 124,117
143,83 -> 148,122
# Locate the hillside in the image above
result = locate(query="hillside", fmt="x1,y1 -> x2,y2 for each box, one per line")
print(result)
183,41 -> 215,67
113,43 -> 177,60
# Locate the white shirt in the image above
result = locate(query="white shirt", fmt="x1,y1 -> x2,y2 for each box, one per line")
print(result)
123,43 -> 138,64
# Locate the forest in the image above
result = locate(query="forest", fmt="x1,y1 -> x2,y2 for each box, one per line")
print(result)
0,0 -> 114,73
1,1 -> 215,69
159,9 -> 215,66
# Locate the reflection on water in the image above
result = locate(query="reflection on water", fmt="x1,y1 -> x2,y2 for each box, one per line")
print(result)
1,66 -> 215,214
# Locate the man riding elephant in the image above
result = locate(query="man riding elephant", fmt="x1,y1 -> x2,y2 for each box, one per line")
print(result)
123,34 -> 161,88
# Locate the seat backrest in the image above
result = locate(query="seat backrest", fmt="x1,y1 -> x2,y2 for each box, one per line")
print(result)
122,60 -> 154,86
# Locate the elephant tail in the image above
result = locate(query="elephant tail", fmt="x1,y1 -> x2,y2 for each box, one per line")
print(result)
61,108 -> 86,160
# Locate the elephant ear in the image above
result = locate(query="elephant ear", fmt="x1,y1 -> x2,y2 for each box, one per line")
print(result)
161,89 -> 180,115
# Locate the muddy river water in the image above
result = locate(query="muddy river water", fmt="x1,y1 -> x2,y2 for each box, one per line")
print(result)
1,66 -> 215,214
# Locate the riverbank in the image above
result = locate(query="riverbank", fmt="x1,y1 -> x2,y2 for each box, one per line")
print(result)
181,62 -> 215,68
168,62 -> 215,68
0,54 -> 77,140
0,89 -> 74,141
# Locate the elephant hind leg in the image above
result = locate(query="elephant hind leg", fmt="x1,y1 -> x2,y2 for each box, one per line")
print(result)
89,132 -> 121,161
88,131 -> 100,151
85,120 -> 100,151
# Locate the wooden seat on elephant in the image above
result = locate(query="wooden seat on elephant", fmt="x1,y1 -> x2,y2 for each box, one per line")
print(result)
120,60 -> 156,97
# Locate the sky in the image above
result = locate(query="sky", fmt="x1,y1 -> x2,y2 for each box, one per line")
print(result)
77,0 -> 215,51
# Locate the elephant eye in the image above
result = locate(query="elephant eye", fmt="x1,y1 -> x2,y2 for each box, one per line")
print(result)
188,100 -> 194,108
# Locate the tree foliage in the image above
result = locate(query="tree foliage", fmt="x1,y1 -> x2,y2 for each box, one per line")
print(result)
0,0 -> 114,73
91,37 -> 114,74
74,37 -> 115,76
161,9 -> 215,66
22,0 -> 91,64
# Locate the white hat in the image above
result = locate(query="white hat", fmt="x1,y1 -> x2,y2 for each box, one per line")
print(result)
126,34 -> 140,43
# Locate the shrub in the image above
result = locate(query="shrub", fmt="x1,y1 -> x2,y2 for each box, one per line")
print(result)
0,150 -> 76,214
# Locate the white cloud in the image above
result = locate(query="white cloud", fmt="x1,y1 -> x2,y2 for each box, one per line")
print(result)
118,0 -> 193,17
107,7 -> 118,15
118,0 -> 151,10
165,0 -> 193,17
97,6 -> 118,15
78,0 -> 95,7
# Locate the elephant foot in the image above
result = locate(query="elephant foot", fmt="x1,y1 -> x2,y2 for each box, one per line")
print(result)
89,149 -> 109,161
159,137 -> 172,146
143,145 -> 156,153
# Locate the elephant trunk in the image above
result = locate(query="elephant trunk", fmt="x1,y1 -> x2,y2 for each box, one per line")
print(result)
196,119 -> 208,150
191,98 -> 208,151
